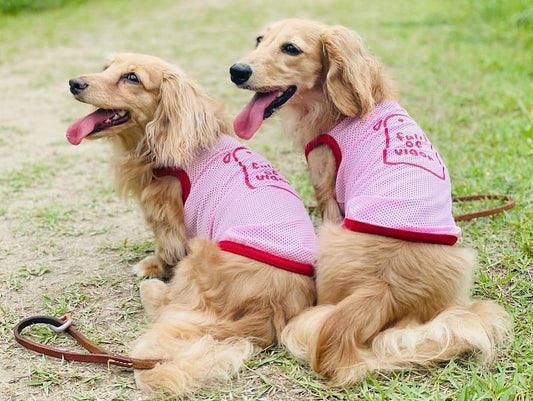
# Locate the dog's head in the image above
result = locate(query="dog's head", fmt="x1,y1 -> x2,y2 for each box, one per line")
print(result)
230,19 -> 395,139
67,53 -> 227,166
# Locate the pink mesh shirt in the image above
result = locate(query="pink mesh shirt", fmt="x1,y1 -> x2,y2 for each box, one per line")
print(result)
305,101 -> 460,245
154,134 -> 316,275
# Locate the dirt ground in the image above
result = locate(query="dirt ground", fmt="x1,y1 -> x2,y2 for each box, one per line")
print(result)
0,44 -> 150,399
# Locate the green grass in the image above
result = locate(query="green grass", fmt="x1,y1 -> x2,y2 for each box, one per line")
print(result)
0,0 -> 532,400
0,0 -> 88,15
0,162 -> 56,192
100,238 -> 155,264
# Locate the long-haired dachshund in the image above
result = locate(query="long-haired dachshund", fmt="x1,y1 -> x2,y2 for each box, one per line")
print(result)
67,53 -> 316,395
230,19 -> 511,385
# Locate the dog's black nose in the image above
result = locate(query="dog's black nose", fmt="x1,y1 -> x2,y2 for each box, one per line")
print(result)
69,77 -> 88,95
230,63 -> 252,85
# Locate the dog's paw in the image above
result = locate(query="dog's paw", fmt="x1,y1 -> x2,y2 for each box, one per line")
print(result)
140,279 -> 168,302
133,255 -> 161,277
140,279 -> 168,316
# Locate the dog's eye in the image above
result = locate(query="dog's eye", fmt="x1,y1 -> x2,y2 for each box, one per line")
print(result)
122,72 -> 140,83
255,36 -> 263,47
281,43 -> 302,56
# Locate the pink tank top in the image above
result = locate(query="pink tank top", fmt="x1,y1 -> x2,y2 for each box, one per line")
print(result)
154,135 -> 316,275
305,101 -> 460,245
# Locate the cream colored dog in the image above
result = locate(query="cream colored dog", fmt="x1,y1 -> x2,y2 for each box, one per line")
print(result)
231,19 -> 511,385
67,53 -> 316,395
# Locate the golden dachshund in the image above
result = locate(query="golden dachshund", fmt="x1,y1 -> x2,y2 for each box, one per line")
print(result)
67,53 -> 316,395
231,19 -> 511,385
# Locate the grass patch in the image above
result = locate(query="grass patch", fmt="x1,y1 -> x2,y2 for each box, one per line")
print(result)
31,206 -> 76,231
0,0 -> 88,15
25,363 -> 63,394
100,238 -> 154,265
0,162 -> 56,192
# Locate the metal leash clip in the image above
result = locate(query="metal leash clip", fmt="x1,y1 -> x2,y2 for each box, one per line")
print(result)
48,313 -> 73,332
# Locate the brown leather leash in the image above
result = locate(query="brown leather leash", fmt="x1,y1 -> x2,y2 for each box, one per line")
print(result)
306,194 -> 515,222
452,194 -> 515,221
13,315 -> 161,369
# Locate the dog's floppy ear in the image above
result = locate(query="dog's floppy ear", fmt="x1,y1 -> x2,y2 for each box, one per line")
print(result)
321,26 -> 390,118
145,70 -> 221,167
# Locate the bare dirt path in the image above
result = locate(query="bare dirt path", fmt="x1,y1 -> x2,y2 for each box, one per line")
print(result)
0,3 -> 312,400
0,44 -> 154,399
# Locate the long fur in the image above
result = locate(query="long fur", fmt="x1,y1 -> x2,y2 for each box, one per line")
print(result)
68,53 -> 314,395
233,19 -> 511,385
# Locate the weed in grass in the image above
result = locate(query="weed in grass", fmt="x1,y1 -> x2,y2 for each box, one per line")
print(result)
14,264 -> 52,279
22,322 -> 60,348
27,239 -> 62,257
31,205 -> 76,232
42,293 -> 87,316
110,381 -> 138,401
25,364 -> 62,395
71,393 -> 93,401
116,297 -> 144,322
0,162 -> 56,192
0,124 -> 29,135
100,238 -> 154,264
7,273 -> 24,291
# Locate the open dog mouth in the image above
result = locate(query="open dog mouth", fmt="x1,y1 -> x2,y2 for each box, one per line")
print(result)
66,109 -> 130,145
234,85 -> 296,140
263,86 -> 297,119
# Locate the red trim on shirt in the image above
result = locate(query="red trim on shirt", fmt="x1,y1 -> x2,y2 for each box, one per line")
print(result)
153,167 -> 191,203
217,240 -> 314,276
304,134 -> 342,169
343,219 -> 458,246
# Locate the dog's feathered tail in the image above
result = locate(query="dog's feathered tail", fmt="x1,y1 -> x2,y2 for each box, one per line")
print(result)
132,319 -> 257,395
281,225 -> 511,386
131,238 -> 315,396
282,295 -> 511,386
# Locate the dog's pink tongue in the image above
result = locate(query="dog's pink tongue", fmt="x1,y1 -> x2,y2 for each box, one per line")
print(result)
66,109 -> 115,145
234,92 -> 279,139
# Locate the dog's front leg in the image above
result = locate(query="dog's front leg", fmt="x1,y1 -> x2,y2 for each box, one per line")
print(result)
134,179 -> 190,279
307,146 -> 342,224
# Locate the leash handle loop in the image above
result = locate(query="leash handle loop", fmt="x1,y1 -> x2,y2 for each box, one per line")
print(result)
13,315 -> 160,370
